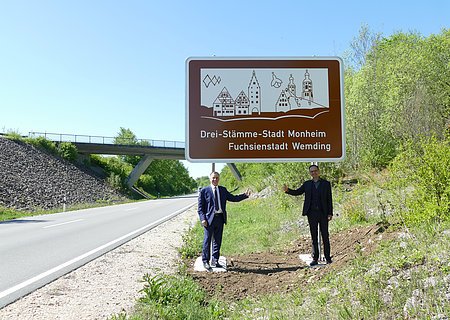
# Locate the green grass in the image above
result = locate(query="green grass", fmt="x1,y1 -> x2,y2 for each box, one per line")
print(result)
178,196 -> 306,260
210,220 -> 450,320
0,199 -> 133,222
111,274 -> 227,320
0,206 -> 21,221
221,197 -> 304,255
121,184 -> 450,320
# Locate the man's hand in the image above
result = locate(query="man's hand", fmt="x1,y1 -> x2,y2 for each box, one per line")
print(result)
245,189 -> 251,197
328,215 -> 333,221
282,184 -> 288,192
201,220 -> 208,227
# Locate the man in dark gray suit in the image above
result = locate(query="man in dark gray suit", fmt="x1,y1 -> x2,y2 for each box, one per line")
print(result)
198,171 -> 250,271
283,164 -> 333,266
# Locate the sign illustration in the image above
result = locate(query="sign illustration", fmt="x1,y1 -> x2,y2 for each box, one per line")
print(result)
186,57 -> 345,162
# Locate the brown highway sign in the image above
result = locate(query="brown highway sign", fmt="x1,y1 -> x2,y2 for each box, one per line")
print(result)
186,57 -> 345,162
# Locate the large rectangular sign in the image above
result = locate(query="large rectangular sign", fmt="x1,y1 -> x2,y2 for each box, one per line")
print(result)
186,57 -> 345,162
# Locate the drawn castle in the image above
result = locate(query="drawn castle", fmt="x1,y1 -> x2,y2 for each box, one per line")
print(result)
212,70 -> 315,117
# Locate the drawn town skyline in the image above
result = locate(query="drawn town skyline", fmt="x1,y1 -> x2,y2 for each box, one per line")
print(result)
200,68 -> 330,118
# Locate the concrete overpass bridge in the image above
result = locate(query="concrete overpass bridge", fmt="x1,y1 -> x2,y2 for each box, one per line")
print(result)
29,132 -> 242,189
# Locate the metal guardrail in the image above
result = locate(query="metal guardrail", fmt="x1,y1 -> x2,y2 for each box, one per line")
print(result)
28,132 -> 186,149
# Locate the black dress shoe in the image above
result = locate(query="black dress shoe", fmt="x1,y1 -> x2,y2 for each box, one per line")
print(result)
326,259 -> 332,264
203,262 -> 212,272
309,260 -> 318,266
212,261 -> 224,268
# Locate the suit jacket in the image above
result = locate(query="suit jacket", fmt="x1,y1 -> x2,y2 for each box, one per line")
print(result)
198,185 -> 248,225
285,179 -> 333,216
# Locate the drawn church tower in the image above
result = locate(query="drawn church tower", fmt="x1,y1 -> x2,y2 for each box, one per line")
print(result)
275,74 -> 301,112
302,70 -> 314,105
248,71 -> 261,115
288,74 -> 296,96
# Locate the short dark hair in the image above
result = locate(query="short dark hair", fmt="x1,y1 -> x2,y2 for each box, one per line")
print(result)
309,164 -> 319,171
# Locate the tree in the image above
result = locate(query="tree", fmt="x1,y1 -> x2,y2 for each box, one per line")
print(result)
113,127 -> 145,166
344,28 -> 450,169
348,23 -> 381,70
138,160 -> 196,196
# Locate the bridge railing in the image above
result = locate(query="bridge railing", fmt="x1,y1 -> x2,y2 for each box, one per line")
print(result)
28,132 -> 186,149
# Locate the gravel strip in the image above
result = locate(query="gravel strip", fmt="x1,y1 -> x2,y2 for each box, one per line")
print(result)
0,207 -> 198,320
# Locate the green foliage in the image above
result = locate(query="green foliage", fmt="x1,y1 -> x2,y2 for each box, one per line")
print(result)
109,128 -> 197,196
181,197 -> 305,258
221,199 -> 301,254
25,136 -> 58,155
90,142 -> 195,197
217,165 -> 240,190
0,206 -> 20,221
106,172 -> 125,190
345,28 -> 450,169
389,136 -> 450,225
89,155 -> 132,192
219,221 -> 450,320
114,127 -> 148,166
10,134 -> 78,162
347,23 -> 382,70
102,156 -> 132,177
122,167 -> 450,319
5,131 -> 23,141
340,198 -> 368,224
195,176 -> 209,189
233,163 -> 277,192
178,224 -> 203,259
136,274 -> 226,319
57,141 -> 78,161
139,159 -> 196,196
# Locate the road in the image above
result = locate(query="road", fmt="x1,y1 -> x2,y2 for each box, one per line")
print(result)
0,196 -> 197,308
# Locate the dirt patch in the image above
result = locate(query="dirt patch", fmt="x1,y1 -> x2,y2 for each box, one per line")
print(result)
187,222 -> 395,301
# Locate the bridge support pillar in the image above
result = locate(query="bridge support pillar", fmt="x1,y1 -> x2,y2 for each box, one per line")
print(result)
126,155 -> 154,188
226,163 -> 242,182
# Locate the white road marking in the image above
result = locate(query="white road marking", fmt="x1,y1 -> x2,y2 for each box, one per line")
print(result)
42,219 -> 84,229
0,203 -> 195,301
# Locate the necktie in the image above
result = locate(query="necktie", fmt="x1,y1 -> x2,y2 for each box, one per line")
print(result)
214,187 -> 219,211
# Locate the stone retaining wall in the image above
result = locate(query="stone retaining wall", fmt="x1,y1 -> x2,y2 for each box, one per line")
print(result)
0,137 -> 126,211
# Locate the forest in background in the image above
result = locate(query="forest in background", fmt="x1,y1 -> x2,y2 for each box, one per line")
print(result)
217,26 -> 449,226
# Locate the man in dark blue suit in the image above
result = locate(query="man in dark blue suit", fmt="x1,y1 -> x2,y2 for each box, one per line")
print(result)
198,171 -> 250,271
283,164 -> 333,266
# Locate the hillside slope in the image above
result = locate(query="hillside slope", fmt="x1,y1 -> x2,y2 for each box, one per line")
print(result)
0,137 -> 126,211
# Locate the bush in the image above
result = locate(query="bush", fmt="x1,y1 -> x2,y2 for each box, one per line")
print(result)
25,136 -> 58,154
57,142 -> 78,161
106,172 -> 125,190
178,225 -> 203,259
389,136 -> 450,225
341,198 -> 368,223
5,131 -> 23,141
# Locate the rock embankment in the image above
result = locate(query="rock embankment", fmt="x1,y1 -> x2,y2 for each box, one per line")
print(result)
0,137 -> 126,211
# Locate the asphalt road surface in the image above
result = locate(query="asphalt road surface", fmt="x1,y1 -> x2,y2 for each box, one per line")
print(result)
0,196 -> 197,308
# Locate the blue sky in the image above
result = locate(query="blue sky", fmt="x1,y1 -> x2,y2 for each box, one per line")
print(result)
0,0 -> 448,178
